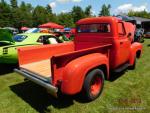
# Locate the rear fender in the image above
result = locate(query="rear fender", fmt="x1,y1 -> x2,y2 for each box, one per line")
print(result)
129,42 -> 142,65
61,53 -> 109,95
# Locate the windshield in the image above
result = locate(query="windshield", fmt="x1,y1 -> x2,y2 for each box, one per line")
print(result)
13,35 -> 27,42
25,28 -> 40,33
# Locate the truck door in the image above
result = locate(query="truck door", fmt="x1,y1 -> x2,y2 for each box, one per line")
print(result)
117,22 -> 131,66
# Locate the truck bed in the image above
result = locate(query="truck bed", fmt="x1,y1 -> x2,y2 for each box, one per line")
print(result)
17,43 -> 112,85
20,59 -> 51,78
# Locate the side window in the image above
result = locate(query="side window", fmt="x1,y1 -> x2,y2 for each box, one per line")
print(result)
37,36 -> 44,43
37,35 -> 49,43
118,22 -> 126,36
37,35 -> 58,44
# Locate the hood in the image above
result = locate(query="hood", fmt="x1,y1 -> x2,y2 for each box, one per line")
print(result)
0,42 -> 39,49
0,29 -> 14,46
0,41 -> 15,47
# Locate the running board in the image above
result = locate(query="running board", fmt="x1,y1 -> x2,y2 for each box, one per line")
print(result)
114,63 -> 130,73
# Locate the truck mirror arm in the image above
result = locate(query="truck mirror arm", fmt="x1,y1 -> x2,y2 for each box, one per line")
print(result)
127,32 -> 132,41
127,32 -> 132,37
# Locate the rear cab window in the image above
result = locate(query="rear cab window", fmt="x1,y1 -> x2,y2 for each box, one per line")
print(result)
77,23 -> 111,33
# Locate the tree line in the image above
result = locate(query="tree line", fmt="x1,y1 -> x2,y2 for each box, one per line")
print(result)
128,10 -> 150,19
0,0 -> 150,29
0,0 -> 113,29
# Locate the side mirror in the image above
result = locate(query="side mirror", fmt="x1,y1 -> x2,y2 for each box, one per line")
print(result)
127,32 -> 132,41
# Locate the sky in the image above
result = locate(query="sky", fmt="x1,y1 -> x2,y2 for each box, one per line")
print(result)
5,0 -> 150,15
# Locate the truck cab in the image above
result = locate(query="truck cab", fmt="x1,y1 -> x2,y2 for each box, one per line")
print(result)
75,17 -> 138,69
15,17 -> 142,101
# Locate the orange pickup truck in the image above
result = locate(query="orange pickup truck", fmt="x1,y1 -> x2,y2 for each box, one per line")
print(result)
15,17 -> 142,101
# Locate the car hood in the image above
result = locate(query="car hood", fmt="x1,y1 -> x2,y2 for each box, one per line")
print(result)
0,42 -> 40,48
0,30 -> 14,46
0,42 -> 41,56
0,40 -> 15,47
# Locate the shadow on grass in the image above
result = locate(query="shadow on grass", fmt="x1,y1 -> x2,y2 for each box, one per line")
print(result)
147,44 -> 150,47
9,69 -> 130,112
0,63 -> 18,75
10,81 -> 89,113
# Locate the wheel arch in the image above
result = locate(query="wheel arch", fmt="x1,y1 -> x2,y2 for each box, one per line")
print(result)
61,53 -> 109,95
85,64 -> 108,80
129,42 -> 142,65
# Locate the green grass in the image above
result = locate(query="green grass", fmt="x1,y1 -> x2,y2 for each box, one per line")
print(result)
0,39 -> 150,113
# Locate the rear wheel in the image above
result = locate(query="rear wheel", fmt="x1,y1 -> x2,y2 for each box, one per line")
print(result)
83,69 -> 104,101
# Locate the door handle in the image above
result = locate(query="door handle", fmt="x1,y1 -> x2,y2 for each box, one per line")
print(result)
120,42 -> 123,45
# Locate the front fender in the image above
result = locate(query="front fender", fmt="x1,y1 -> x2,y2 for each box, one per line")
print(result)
129,42 -> 142,65
61,53 -> 109,95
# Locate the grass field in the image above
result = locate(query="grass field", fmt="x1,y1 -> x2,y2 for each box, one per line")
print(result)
0,39 -> 150,113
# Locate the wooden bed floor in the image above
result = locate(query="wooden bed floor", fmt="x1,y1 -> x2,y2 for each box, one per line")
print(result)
20,59 -> 51,78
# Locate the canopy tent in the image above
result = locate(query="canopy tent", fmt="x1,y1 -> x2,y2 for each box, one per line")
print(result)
39,22 -> 64,29
21,27 -> 29,31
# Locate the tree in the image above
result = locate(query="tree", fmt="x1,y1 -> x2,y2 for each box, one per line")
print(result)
99,4 -> 111,16
9,1 -> 33,28
32,5 -> 50,27
45,5 -> 59,23
26,3 -> 33,12
0,1 -> 12,27
10,0 -> 18,8
20,1 -> 26,11
128,10 -> 150,19
46,4 -> 52,14
85,5 -> 92,17
10,0 -> 21,28
71,6 -> 85,23
57,12 -> 75,27
1,0 -> 5,4
19,1 -> 33,27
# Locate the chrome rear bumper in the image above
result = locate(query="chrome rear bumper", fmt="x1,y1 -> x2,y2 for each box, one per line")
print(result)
14,68 -> 58,97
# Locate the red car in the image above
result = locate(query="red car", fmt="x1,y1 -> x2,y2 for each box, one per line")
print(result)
15,17 -> 142,101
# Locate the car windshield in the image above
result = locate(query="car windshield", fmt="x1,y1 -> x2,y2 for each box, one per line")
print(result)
25,28 -> 40,33
13,35 -> 27,42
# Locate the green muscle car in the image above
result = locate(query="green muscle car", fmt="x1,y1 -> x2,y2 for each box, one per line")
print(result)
0,33 -> 61,64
